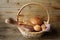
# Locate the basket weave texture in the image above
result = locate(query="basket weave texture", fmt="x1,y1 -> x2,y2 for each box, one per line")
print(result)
17,2 -> 50,38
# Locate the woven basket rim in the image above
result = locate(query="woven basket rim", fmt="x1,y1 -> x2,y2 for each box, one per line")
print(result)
18,26 -> 45,34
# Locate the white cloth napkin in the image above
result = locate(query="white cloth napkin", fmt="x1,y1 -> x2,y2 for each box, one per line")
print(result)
44,24 -> 50,32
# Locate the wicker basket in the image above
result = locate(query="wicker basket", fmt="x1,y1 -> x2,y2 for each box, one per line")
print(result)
17,2 -> 50,38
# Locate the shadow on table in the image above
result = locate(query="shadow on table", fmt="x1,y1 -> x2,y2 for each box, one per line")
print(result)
19,25 -> 59,40
40,26 -> 59,39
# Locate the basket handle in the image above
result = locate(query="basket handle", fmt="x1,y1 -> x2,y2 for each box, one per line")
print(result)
17,2 -> 50,24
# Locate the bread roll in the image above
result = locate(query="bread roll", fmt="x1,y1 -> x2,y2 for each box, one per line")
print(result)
30,16 -> 43,25
33,25 -> 42,32
41,24 -> 46,31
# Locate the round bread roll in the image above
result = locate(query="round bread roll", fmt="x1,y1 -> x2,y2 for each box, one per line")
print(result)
33,25 -> 42,32
41,24 -> 46,31
30,16 -> 43,25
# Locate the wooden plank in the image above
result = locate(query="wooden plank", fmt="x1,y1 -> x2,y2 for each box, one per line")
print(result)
0,0 -> 7,4
0,3 -> 21,8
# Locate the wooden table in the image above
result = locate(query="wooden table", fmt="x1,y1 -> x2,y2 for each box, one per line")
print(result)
0,19 -> 60,40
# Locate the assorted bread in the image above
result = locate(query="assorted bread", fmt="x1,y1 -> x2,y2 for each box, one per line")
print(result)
5,16 -> 47,32
18,16 -> 47,32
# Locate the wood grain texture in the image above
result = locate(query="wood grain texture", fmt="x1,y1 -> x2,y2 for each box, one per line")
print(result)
0,0 -> 60,40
